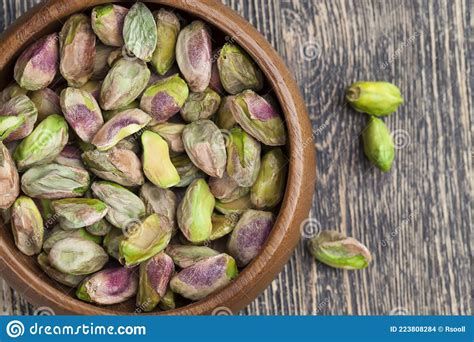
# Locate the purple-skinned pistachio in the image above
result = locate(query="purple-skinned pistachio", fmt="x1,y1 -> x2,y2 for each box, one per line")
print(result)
151,9 -> 180,75
182,120 -> 227,178
0,142 -> 19,209
0,83 -> 28,105
37,252 -> 85,287
137,252 -> 174,312
308,231 -> 372,270
230,90 -> 287,146
176,21 -> 212,92
209,171 -> 249,203
91,4 -> 129,47
171,154 -> 206,188
29,88 -> 61,123
86,219 -> 113,237
227,209 -> 274,267
180,87 -> 221,122
210,213 -> 239,240
82,147 -> 144,187
226,127 -> 261,187
215,193 -> 252,215
55,145 -> 85,169
60,87 -> 103,143
21,163 -> 90,199
215,96 -> 237,129
91,108 -> 151,151
170,253 -> 238,300
139,182 -> 178,235
119,213 -> 172,267
14,33 -> 59,91
11,196 -> 44,256
0,116 -> 25,141
140,74 -> 189,123
79,80 -> 102,102
217,43 -> 263,95
251,148 -> 287,209
142,130 -> 180,188
0,95 -> 38,142
100,58 -> 151,110
42,225 -> 102,253
166,244 -> 219,268
177,179 -> 215,244
51,198 -> 108,229
91,181 -> 145,230
59,14 -> 96,87
13,114 -> 68,171
49,237 -> 108,275
123,2 -> 157,62
149,122 -> 185,153
76,267 -> 138,305
91,44 -> 115,80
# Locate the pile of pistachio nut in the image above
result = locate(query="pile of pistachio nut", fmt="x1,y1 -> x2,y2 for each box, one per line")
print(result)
0,2 -> 289,312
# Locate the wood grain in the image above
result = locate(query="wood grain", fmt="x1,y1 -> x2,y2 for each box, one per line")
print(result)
0,0 -> 471,315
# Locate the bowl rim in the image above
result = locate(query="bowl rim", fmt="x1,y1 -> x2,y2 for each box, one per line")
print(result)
0,0 -> 316,315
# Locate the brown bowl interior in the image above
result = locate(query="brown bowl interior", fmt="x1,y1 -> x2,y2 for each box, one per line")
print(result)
0,0 -> 316,315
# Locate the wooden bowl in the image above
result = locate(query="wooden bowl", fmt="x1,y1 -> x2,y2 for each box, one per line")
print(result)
0,0 -> 316,315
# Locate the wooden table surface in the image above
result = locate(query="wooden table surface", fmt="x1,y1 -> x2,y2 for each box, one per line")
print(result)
0,0 -> 471,315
